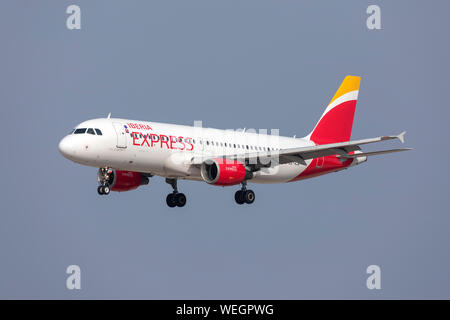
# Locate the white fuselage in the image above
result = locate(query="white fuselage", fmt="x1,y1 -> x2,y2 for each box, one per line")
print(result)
58,118 -> 356,184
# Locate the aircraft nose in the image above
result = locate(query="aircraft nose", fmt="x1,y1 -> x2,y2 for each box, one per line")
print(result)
58,136 -> 73,158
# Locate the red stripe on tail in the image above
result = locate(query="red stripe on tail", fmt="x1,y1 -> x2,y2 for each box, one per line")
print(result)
309,100 -> 357,145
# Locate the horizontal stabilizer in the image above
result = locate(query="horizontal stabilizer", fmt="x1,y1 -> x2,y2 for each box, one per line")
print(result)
339,148 -> 412,158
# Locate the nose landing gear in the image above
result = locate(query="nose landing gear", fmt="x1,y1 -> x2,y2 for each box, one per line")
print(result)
235,181 -> 255,205
97,185 -> 110,195
97,167 -> 113,195
165,178 -> 186,207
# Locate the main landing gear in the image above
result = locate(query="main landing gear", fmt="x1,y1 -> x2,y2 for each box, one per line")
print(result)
235,181 -> 255,205
97,167 -> 112,195
165,178 -> 186,208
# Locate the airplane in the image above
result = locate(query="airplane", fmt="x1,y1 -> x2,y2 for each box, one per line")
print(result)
58,75 -> 411,207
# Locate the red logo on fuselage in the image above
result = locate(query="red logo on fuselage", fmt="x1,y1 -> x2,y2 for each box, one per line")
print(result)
127,122 -> 152,131
130,131 -> 194,151
125,123 -> 193,151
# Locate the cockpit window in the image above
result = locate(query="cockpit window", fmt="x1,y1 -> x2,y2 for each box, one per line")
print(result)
74,128 -> 87,134
69,129 -> 75,134
95,129 -> 102,135
87,128 -> 95,135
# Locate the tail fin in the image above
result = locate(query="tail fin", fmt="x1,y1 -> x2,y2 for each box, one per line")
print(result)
306,75 -> 361,145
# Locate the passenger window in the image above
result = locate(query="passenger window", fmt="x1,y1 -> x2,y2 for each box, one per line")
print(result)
95,129 -> 102,135
74,128 -> 86,134
87,128 -> 95,135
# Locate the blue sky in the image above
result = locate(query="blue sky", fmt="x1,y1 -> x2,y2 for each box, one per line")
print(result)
0,0 -> 449,298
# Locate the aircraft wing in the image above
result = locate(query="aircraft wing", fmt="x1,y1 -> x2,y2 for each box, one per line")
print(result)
189,131 -> 411,166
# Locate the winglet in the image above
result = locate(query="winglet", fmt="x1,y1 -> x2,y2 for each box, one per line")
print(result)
107,112 -> 111,119
397,131 -> 406,144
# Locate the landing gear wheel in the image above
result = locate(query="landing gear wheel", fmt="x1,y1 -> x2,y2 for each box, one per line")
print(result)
165,178 -> 187,208
234,190 -> 244,204
166,193 -> 177,208
98,185 -> 110,195
175,193 -> 187,207
243,190 -> 255,204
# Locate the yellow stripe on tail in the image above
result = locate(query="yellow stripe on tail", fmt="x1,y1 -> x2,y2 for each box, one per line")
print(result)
328,75 -> 361,105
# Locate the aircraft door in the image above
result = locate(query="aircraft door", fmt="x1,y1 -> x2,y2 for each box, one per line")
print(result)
112,122 -> 127,148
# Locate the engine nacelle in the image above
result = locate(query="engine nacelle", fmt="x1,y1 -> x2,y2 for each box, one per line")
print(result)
99,169 -> 149,192
200,158 -> 252,186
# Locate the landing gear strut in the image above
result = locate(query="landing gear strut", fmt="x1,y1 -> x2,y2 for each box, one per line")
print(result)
165,178 -> 186,208
97,167 -> 112,195
235,181 -> 255,205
